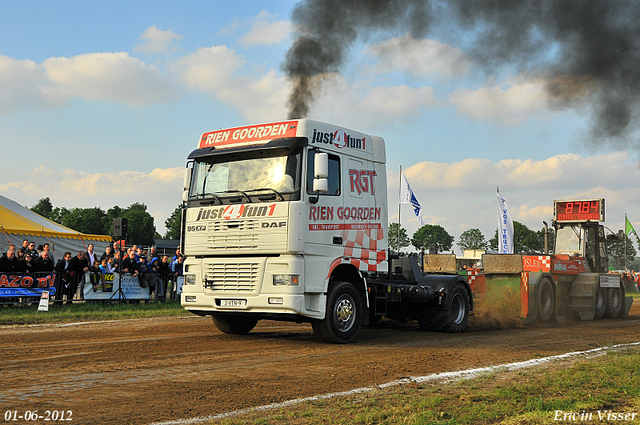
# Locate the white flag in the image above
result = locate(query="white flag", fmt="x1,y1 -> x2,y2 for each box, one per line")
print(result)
497,189 -> 514,254
400,171 -> 425,226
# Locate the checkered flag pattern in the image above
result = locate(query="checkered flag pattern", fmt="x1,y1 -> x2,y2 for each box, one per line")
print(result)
467,268 -> 480,284
535,256 -> 551,272
342,227 -> 387,272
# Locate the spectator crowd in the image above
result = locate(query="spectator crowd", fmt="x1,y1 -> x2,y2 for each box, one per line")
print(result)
0,239 -> 185,304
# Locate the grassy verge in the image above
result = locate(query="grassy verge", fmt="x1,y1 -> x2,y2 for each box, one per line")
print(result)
215,348 -> 640,425
0,300 -> 189,325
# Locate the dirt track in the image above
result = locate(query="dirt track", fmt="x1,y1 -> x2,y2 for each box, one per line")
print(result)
2,305 -> 640,425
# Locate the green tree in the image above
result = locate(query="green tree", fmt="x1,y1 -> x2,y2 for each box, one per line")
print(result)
457,228 -> 488,251
50,206 -> 71,225
411,224 -> 454,253
30,197 -> 54,219
164,205 -> 184,240
607,237 -> 638,269
489,221 -> 546,253
61,207 -> 108,235
388,222 -> 410,251
124,206 -> 156,246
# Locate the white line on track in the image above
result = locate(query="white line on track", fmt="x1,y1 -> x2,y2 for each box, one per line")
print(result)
150,341 -> 640,425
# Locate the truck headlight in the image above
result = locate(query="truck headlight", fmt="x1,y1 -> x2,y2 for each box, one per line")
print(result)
185,274 -> 196,285
273,274 -> 299,286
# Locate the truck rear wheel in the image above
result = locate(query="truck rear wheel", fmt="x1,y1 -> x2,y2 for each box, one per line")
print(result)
418,281 -> 470,333
312,281 -> 362,344
537,278 -> 554,322
605,282 -> 625,318
594,282 -> 607,320
211,314 -> 259,334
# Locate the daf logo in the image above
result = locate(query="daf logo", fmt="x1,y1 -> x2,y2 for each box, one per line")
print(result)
187,225 -> 206,232
262,222 -> 287,228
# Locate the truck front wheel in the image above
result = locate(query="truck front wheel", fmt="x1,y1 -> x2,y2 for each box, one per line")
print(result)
418,281 -> 470,333
312,281 -> 362,344
211,314 -> 259,334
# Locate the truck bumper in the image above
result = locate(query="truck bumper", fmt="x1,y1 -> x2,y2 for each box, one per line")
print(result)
182,292 -> 325,319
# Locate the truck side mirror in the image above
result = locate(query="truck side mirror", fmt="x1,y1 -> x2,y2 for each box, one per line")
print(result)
314,152 -> 328,178
313,178 -> 328,193
182,166 -> 192,202
313,153 -> 329,194
310,152 -> 328,204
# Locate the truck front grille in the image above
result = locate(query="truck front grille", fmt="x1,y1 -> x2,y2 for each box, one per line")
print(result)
204,262 -> 260,292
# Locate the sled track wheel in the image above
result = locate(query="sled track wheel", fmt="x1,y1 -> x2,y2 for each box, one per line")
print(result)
594,282 -> 607,320
537,278 -> 554,323
605,282 -> 625,318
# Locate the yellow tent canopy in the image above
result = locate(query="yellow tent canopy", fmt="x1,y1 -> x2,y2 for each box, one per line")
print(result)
0,194 -> 111,260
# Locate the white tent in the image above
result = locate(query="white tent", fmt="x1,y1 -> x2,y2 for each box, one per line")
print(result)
0,194 -> 111,262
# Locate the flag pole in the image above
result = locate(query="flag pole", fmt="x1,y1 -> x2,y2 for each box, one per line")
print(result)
625,213 -> 628,271
397,165 -> 402,252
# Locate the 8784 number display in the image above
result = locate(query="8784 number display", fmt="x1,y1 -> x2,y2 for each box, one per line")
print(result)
4,410 -> 72,421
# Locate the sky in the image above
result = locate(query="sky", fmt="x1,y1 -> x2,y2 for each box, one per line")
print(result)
1,0 -> 639,253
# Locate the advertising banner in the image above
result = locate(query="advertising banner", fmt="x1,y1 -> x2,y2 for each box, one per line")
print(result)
83,273 -> 150,300
0,273 -> 57,297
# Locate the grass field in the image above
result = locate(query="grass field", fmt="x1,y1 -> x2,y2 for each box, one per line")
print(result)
0,300 -> 189,325
213,347 -> 640,425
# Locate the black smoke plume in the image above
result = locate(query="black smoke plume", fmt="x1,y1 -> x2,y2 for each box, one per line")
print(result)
283,0 -> 433,119
284,0 -> 640,147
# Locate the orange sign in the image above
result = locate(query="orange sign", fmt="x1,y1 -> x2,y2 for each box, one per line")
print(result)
199,121 -> 299,148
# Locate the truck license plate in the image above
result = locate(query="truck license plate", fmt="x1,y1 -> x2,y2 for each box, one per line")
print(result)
220,299 -> 247,307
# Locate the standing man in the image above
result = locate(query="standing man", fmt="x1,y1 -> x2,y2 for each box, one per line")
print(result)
55,252 -> 73,302
146,246 -> 158,263
35,250 -> 55,273
0,245 -> 19,273
68,251 -> 89,303
99,245 -> 113,263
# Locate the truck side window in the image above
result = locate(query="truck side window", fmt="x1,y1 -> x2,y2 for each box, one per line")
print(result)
307,150 -> 340,196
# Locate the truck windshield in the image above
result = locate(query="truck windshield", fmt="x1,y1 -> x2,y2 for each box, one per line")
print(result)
189,148 -> 301,202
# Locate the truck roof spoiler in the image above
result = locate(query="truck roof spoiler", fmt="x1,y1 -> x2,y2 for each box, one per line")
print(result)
187,137 -> 308,160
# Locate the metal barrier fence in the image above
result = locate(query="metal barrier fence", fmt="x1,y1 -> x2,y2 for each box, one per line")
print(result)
0,271 -> 179,306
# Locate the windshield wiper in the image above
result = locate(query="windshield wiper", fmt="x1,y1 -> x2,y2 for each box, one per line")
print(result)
193,193 -> 222,204
244,188 -> 284,201
216,190 -> 251,203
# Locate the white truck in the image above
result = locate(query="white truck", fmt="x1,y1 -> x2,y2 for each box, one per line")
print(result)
180,119 -> 472,343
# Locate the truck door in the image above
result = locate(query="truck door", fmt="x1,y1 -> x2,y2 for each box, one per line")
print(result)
306,148 -> 344,259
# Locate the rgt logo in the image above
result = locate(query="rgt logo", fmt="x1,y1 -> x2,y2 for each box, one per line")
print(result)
349,169 -> 376,195
311,129 -> 366,150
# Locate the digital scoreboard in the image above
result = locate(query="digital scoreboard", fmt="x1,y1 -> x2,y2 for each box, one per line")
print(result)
554,199 -> 605,222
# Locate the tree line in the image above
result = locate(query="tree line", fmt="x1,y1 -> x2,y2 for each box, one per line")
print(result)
29,198 -> 184,246
388,221 -> 638,270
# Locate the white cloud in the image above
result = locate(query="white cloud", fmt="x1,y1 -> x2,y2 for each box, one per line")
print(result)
388,151 -> 640,247
173,46 -> 245,91
0,166 -> 185,234
448,78 -> 548,126
309,75 -> 437,130
240,10 -> 291,46
42,52 -> 181,105
173,46 -> 289,122
0,55 -> 61,113
367,34 -> 471,79
134,25 -> 183,54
